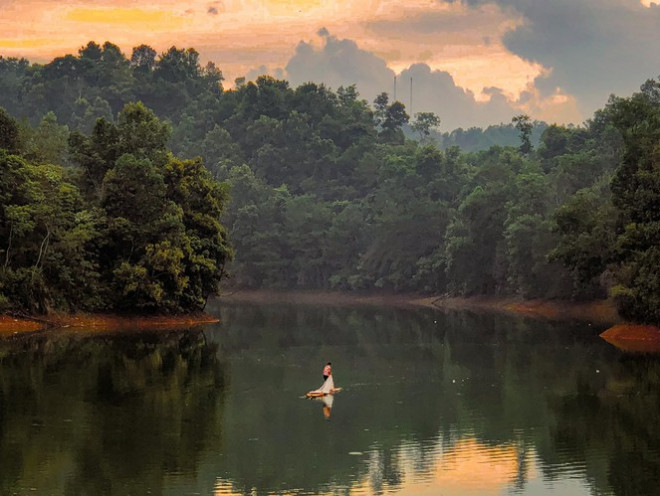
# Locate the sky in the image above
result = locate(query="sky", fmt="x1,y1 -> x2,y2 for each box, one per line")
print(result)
1,0 -> 659,130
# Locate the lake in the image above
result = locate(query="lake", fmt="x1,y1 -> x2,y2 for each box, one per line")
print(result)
1,300 -> 659,495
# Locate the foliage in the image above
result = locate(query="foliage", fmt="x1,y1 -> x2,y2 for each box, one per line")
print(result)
512,114 -> 533,155
0,107 -> 20,154
549,182 -> 616,298
607,78 -> 660,324
431,122 -> 547,153
0,150 -> 96,312
411,111 -> 440,143
0,103 -> 231,313
1,42 -> 659,323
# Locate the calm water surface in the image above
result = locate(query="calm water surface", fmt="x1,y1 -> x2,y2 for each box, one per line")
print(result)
1,300 -> 659,495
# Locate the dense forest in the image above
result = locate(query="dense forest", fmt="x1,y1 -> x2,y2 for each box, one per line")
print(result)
0,99 -> 232,314
0,42 -> 658,324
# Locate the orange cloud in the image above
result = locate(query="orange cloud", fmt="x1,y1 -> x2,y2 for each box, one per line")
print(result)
65,8 -> 186,29
518,84 -> 583,125
0,0 -> 577,125
0,38 -> 57,49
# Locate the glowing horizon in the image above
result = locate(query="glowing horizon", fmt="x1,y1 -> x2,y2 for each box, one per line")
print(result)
1,0 -> 657,127
0,1 -> 550,113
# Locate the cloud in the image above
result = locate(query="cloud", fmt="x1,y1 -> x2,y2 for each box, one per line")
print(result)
285,29 -> 393,99
245,64 -> 285,82
451,0 -> 660,115
65,7 -> 186,28
4,0 -> 654,128
282,30 -> 583,129
284,31 -> 517,129
357,1 -> 541,102
400,64 -> 519,129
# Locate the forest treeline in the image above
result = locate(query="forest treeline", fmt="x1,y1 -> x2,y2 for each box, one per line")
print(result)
0,42 -> 658,324
0,101 -> 231,314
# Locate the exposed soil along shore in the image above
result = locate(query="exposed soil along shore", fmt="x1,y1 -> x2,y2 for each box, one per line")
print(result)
600,324 -> 660,353
218,290 -> 660,351
450,296 -> 622,324
0,312 -> 219,336
3,291 -> 660,350
0,315 -> 43,334
219,290 -> 622,324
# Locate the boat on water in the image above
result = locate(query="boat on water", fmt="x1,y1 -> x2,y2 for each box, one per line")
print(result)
306,374 -> 342,397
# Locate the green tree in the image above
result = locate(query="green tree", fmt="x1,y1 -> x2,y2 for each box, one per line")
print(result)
608,78 -> 660,323
163,156 -> 232,308
69,102 -> 232,312
373,92 -> 389,128
443,147 -> 517,295
131,44 -> 157,73
444,185 -> 508,295
0,107 -> 20,153
502,166 -> 567,298
69,102 -> 170,197
0,57 -> 30,116
0,151 -> 93,312
21,111 -> 69,165
284,194 -> 333,287
381,101 -> 409,143
411,111 -> 440,143
70,96 -> 113,133
549,183 -> 617,298
512,114 -> 533,155
220,164 -> 290,288
155,46 -> 202,83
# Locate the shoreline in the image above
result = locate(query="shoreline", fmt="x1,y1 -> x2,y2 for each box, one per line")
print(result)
218,289 -> 622,324
218,290 -> 660,352
0,291 -> 627,334
3,291 -> 660,352
0,312 -> 219,336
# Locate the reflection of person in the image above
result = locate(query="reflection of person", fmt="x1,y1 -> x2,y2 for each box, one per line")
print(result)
321,394 -> 334,419
323,362 -> 332,381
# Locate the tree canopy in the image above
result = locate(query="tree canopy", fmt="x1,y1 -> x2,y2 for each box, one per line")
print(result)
0,102 -> 231,313
1,43 -> 658,324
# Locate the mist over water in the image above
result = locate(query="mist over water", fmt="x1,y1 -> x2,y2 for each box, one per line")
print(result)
1,301 -> 658,495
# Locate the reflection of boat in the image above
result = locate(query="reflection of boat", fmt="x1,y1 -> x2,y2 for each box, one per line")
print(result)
316,394 -> 334,419
318,394 -> 334,409
306,374 -> 342,397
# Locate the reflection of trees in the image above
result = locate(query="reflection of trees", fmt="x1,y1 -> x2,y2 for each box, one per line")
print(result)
3,302 -> 656,495
548,355 -> 660,496
0,329 -> 226,495
205,302 -> 627,495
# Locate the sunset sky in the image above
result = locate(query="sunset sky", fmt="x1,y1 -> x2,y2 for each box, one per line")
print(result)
1,0 -> 659,129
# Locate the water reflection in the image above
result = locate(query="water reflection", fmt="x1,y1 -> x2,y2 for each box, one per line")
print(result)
346,437 -> 533,496
203,301 -> 660,496
0,302 -> 659,495
0,328 -> 225,495
310,394 -> 334,420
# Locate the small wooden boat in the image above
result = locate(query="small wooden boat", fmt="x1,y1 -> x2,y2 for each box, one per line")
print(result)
306,374 -> 342,397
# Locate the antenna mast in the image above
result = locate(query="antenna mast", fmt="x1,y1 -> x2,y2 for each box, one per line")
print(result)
410,77 -> 413,115
394,75 -> 397,101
